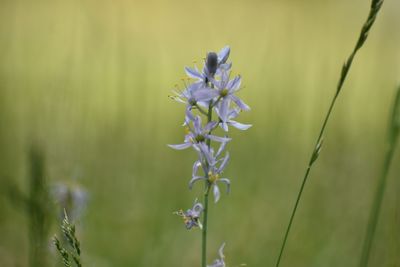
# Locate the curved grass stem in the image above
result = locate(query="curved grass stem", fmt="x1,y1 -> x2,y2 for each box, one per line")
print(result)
275,1 -> 384,266
359,86 -> 400,267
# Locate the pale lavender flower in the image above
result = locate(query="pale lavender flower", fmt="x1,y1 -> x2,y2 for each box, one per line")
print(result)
190,141 -> 227,178
174,200 -> 204,230
193,69 -> 250,112
207,243 -> 226,267
215,103 -> 252,132
170,87 -> 212,126
192,85 -> 220,103
171,81 -> 205,106
190,147 -> 231,203
52,182 -> 88,221
168,116 -> 231,151
214,71 -> 250,111
170,82 -> 207,125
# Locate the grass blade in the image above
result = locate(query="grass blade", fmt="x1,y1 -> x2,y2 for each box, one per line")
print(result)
359,85 -> 400,267
275,1 -> 384,266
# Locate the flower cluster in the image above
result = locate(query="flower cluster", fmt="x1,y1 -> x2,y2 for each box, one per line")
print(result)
169,46 -> 251,202
169,46 -> 251,266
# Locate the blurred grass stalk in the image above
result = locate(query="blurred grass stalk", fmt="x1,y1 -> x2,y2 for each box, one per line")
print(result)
275,0 -> 384,266
4,144 -> 52,266
359,85 -> 400,267
28,144 -> 52,267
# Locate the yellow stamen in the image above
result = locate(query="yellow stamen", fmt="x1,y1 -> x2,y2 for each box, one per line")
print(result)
208,172 -> 219,183
184,127 -> 190,135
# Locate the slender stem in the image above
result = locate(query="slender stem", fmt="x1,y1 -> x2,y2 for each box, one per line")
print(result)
202,184 -> 211,267
359,141 -> 397,267
275,166 -> 312,267
202,102 -> 213,267
276,87 -> 338,267
275,1 -> 384,266
359,86 -> 400,267
195,104 -> 209,116
211,96 -> 223,108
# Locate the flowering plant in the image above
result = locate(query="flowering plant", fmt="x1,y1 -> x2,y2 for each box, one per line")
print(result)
169,46 -> 251,267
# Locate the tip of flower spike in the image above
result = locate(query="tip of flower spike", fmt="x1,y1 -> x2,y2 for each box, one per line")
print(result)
206,52 -> 218,75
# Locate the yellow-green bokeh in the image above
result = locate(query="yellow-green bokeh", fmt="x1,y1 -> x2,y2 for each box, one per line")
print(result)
0,0 -> 400,266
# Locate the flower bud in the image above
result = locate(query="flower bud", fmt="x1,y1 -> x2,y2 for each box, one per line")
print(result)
206,52 -> 218,76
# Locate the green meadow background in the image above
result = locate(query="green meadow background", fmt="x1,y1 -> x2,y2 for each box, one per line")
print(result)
1,0 -> 400,266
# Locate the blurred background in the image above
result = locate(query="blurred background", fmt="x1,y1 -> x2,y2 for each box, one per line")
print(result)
0,0 -> 399,266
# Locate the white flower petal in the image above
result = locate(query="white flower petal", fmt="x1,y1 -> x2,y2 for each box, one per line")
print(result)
189,176 -> 207,190
218,178 -> 231,194
185,66 -> 203,80
218,46 -> 230,64
206,134 -> 232,143
229,120 -> 252,130
168,142 -> 192,150
213,184 -> 221,203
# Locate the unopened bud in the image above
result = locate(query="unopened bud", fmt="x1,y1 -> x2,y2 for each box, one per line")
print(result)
206,52 -> 218,76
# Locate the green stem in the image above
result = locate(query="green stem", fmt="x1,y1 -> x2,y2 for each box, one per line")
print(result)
275,166 -> 312,267
359,141 -> 397,267
202,185 -> 211,267
211,96 -> 223,108
195,104 -> 209,116
202,102 -> 213,267
359,86 -> 400,267
275,1 -> 384,266
275,96 -> 337,267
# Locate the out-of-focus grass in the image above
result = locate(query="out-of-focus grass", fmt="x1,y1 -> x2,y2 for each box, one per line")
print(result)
0,0 -> 399,266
